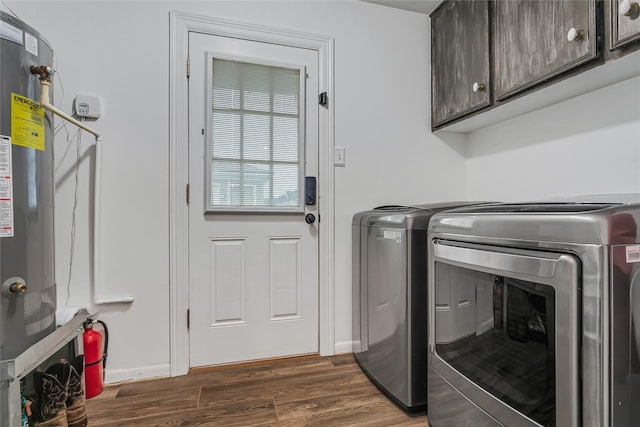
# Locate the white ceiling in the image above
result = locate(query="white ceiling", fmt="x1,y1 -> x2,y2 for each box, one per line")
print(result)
361,0 -> 442,15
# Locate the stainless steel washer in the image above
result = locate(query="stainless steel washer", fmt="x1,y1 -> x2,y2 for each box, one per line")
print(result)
352,201 -> 483,411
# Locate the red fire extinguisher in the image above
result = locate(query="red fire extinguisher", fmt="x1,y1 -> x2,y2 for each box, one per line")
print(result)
83,319 -> 109,399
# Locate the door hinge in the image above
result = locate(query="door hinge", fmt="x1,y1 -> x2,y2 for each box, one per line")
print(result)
186,183 -> 190,204
186,57 -> 190,78
319,92 -> 328,106
187,309 -> 190,329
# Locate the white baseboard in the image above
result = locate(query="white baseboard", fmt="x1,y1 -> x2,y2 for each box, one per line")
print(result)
103,343 -> 357,385
334,340 -> 354,355
104,363 -> 171,384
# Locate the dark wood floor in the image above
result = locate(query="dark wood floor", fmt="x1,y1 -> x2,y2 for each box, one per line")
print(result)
85,354 -> 428,426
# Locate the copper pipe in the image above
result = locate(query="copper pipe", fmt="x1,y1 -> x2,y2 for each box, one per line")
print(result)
29,65 -> 54,82
9,282 -> 27,293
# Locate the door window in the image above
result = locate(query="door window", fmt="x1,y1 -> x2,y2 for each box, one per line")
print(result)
206,56 -> 305,212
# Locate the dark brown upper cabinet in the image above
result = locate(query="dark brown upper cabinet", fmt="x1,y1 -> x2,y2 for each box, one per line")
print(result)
608,0 -> 640,56
430,0 -> 491,129
493,0 -> 597,101
430,0 -> 640,132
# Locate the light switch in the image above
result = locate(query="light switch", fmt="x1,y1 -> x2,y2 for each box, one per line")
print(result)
334,147 -> 346,167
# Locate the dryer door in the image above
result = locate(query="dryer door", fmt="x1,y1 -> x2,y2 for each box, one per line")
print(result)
429,240 -> 580,427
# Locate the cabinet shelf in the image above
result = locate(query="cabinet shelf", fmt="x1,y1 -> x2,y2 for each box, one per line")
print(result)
1,310 -> 88,427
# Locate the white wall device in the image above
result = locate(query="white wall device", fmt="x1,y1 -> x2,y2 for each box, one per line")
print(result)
74,94 -> 102,119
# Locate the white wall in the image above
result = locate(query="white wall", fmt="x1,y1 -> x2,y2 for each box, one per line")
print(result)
466,75 -> 640,201
4,1 -> 466,381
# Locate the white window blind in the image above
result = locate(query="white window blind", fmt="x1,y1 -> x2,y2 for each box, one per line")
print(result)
206,57 -> 304,212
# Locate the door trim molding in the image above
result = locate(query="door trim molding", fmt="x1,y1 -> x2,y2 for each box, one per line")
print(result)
169,10 -> 335,376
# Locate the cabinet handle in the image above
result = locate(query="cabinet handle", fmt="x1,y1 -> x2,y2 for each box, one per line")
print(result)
619,0 -> 639,16
567,27 -> 585,42
472,82 -> 485,93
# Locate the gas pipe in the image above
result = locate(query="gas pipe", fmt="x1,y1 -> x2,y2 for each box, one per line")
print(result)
83,319 -> 109,399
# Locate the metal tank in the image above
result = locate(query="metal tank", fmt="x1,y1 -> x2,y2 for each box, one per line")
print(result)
0,11 -> 56,361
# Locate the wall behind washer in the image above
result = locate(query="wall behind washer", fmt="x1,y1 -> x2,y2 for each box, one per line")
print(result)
466,75 -> 640,202
4,0 -> 467,381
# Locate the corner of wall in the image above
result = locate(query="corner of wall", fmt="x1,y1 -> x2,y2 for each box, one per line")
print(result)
431,130 -> 470,159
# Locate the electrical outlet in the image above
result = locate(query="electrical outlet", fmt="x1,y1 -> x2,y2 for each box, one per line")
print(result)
334,147 -> 346,167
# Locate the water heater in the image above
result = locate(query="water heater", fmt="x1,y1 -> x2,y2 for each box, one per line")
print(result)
0,11 -> 57,360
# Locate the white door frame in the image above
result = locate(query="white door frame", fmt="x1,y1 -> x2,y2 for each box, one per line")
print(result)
169,10 -> 335,376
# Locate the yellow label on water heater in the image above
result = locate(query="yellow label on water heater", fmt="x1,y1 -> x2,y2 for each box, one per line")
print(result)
11,93 -> 45,151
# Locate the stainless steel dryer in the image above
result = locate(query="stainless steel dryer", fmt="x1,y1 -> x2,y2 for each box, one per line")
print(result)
427,194 -> 640,427
352,201 -> 483,411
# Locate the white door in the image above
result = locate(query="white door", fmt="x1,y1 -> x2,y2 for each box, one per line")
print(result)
188,32 -> 319,367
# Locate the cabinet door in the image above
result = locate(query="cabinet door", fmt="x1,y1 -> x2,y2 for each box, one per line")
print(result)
431,0 -> 491,129
611,0 -> 640,50
494,0 -> 597,101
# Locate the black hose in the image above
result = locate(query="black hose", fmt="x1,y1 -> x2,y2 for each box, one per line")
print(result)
91,319 -> 109,381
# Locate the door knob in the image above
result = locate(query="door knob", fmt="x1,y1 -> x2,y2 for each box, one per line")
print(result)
567,27 -> 584,42
619,0 -> 639,16
305,213 -> 316,224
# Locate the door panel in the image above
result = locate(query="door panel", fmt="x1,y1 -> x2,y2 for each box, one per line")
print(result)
611,0 -> 640,50
188,32 -> 319,367
430,0 -> 491,128
268,237 -> 302,320
209,238 -> 246,326
494,0 -> 597,100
